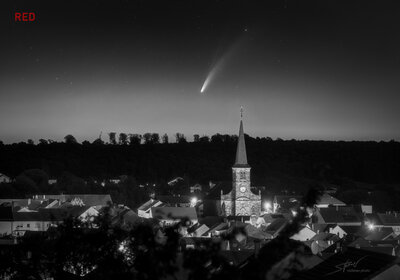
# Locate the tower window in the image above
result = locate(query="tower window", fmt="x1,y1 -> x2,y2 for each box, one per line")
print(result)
240,171 -> 246,180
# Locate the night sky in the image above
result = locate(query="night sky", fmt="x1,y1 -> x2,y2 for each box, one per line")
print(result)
1,0 -> 400,143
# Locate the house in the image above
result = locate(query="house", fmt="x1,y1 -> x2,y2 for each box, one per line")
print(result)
311,232 -> 341,242
44,194 -> 112,207
0,173 -> 11,183
150,207 -> 198,226
273,195 -> 302,213
314,206 -> 362,226
329,225 -> 363,238
109,205 -> 141,228
137,199 -> 164,218
0,205 -> 99,236
157,195 -> 192,207
204,222 -> 229,237
245,224 -> 273,240
365,227 -> 396,241
377,213 -> 400,235
316,193 -> 346,208
261,213 -> 291,226
307,232 -> 342,255
188,223 -> 210,237
364,212 -> 400,235
361,204 -> 373,214
265,217 -> 288,238
167,177 -> 184,186
48,179 -> 57,185
0,206 -> 13,235
12,211 -> 51,236
291,226 -> 317,241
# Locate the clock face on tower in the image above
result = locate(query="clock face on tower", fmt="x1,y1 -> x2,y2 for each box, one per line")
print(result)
240,186 -> 246,193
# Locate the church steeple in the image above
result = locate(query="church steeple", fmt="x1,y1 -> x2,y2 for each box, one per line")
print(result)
234,107 -> 249,167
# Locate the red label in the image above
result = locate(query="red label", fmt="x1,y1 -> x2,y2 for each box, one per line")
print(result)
15,12 -> 35,22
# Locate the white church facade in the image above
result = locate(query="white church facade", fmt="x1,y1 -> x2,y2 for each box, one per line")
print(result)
221,115 -> 262,216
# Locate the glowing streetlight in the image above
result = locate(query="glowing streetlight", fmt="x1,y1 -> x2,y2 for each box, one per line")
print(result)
190,197 -> 198,207
368,223 -> 375,230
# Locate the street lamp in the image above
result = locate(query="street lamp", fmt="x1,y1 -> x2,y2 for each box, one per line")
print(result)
263,201 -> 271,213
190,197 -> 198,207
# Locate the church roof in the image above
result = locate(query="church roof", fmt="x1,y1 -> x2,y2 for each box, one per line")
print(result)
233,119 -> 249,167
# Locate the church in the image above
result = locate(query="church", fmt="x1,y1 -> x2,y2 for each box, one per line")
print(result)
220,114 -> 262,217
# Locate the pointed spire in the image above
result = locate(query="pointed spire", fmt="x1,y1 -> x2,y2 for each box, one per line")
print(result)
234,107 -> 249,167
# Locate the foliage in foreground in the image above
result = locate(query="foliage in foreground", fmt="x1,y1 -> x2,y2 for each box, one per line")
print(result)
0,189 -> 320,280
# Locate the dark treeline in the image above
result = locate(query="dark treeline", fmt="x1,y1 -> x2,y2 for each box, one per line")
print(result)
1,135 -> 399,184
1,135 -> 400,210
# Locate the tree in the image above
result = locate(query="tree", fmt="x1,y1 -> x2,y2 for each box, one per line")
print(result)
129,134 -> 142,145
143,133 -> 153,144
27,139 -> 34,145
199,135 -> 209,143
222,134 -> 234,143
162,133 -> 169,144
57,171 -> 87,194
82,140 -> 91,146
175,133 -> 186,144
64,135 -> 77,144
108,132 -> 117,145
119,133 -> 128,145
211,133 -> 223,144
14,173 -> 40,195
193,134 -> 200,142
38,139 -> 48,145
151,133 -> 160,144
92,138 -> 104,145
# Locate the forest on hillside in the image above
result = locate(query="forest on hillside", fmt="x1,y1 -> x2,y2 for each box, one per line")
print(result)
0,135 -> 400,211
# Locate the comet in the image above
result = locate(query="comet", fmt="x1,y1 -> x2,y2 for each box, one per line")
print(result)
200,32 -> 247,94
200,46 -> 234,94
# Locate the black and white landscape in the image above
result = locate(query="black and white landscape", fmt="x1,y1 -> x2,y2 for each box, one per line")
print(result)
1,1 -> 400,279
